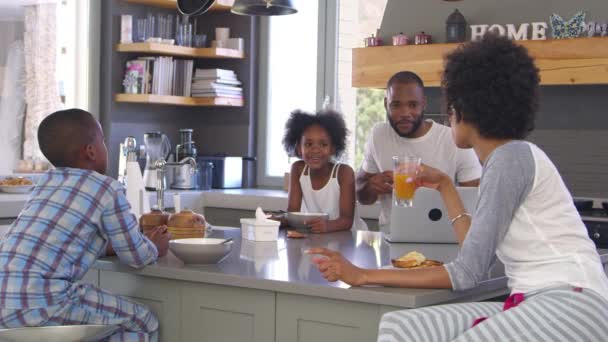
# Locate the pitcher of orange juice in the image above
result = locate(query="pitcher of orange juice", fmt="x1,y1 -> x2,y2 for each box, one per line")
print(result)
393,156 -> 421,207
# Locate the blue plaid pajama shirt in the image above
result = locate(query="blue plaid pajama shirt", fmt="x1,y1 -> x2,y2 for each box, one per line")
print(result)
0,168 -> 159,341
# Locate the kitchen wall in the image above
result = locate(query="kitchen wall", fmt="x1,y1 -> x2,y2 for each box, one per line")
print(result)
100,0 -> 259,181
378,0 -> 608,197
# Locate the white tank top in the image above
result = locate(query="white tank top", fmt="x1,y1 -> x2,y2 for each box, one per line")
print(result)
299,163 -> 367,231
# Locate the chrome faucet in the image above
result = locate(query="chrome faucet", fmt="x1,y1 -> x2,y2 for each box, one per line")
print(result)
154,157 -> 197,210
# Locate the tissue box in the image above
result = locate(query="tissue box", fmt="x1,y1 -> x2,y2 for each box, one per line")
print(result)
240,218 -> 280,241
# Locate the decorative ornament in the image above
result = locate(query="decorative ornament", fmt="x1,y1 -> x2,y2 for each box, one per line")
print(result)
415,31 -> 432,45
550,11 -> 586,39
446,9 -> 467,43
585,21 -> 608,37
392,32 -> 409,46
470,23 -> 547,41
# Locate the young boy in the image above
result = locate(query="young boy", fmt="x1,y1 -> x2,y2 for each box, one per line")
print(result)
0,109 -> 170,341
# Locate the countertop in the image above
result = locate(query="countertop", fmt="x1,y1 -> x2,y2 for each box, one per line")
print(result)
93,227 -> 608,309
0,188 -> 381,220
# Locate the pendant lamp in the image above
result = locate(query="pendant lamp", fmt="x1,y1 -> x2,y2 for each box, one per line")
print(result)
231,0 -> 297,16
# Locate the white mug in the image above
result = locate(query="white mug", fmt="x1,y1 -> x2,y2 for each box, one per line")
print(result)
215,27 -> 230,41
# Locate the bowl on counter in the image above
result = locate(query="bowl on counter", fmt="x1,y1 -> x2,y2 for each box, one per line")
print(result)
169,238 -> 233,264
0,324 -> 119,342
0,185 -> 34,194
286,212 -> 329,230
0,176 -> 34,193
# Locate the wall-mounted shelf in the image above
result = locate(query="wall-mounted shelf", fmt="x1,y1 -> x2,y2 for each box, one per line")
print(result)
124,0 -> 234,11
115,93 -> 244,107
116,43 -> 244,59
352,37 -> 608,88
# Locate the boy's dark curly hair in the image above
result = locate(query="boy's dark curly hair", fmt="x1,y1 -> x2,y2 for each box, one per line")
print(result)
282,109 -> 348,158
442,34 -> 540,139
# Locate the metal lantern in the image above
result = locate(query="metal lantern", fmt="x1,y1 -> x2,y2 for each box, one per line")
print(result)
231,0 -> 297,16
446,9 -> 467,43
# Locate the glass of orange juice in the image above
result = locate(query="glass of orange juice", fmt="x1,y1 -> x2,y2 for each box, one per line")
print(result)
393,156 -> 421,207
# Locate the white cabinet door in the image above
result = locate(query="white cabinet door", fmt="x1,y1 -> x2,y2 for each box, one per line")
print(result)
100,271 -> 182,342
180,282 -> 275,342
276,293 -> 380,342
79,269 -> 99,286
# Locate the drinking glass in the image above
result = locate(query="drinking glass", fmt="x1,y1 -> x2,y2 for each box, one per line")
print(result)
193,34 -> 207,48
392,156 -> 421,207
177,23 -> 192,46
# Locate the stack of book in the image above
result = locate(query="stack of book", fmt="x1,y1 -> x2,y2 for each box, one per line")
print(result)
123,57 -> 194,96
191,68 -> 243,99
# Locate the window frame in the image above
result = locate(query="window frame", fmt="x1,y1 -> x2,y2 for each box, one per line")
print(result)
256,0 -> 339,187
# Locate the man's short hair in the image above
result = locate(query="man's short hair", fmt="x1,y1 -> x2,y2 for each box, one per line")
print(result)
38,108 -> 99,167
386,71 -> 425,90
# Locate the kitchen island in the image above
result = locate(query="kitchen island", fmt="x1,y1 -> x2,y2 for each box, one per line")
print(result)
86,227 -> 608,342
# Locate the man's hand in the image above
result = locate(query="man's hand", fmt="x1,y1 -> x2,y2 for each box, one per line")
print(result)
146,225 -> 171,257
307,248 -> 368,286
367,171 -> 394,195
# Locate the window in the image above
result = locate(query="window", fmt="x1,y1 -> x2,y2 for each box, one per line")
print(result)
336,0 -> 389,169
258,0 -> 388,186
0,0 -> 98,174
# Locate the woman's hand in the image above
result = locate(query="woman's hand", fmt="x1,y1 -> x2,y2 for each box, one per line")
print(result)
414,163 -> 451,191
307,248 -> 367,286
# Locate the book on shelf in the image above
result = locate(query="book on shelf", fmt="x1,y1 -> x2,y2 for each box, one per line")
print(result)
191,83 -> 243,92
191,68 -> 243,99
194,68 -> 236,79
191,78 -> 242,86
190,93 -> 243,99
122,56 -> 194,97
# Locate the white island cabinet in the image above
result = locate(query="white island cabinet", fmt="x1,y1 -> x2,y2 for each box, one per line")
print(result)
90,228 -> 520,342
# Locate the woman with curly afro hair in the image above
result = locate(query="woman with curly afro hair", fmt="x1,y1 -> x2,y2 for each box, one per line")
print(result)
282,109 -> 367,232
309,34 -> 608,341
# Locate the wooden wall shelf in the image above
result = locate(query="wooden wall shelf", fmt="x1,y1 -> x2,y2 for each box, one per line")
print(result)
116,43 -> 244,59
115,94 -> 244,107
124,0 -> 234,11
352,37 -> 608,88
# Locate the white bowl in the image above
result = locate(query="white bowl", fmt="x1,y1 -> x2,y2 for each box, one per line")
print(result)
0,185 -> 34,193
169,238 -> 233,264
286,212 -> 329,230
0,324 -> 119,342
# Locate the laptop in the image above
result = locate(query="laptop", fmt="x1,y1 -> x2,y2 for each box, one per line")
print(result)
384,187 -> 479,243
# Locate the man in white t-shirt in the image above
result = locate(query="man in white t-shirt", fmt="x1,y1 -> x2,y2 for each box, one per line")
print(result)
357,71 -> 481,229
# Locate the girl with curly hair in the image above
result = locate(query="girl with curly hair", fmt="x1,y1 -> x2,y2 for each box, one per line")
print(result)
309,35 -> 608,341
282,109 -> 366,232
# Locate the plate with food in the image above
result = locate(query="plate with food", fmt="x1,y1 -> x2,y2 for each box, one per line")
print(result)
389,251 -> 443,269
0,177 -> 34,193
286,230 -> 307,239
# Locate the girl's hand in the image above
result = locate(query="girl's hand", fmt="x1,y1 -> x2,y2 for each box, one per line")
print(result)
414,163 -> 450,191
307,218 -> 329,233
307,248 -> 367,286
